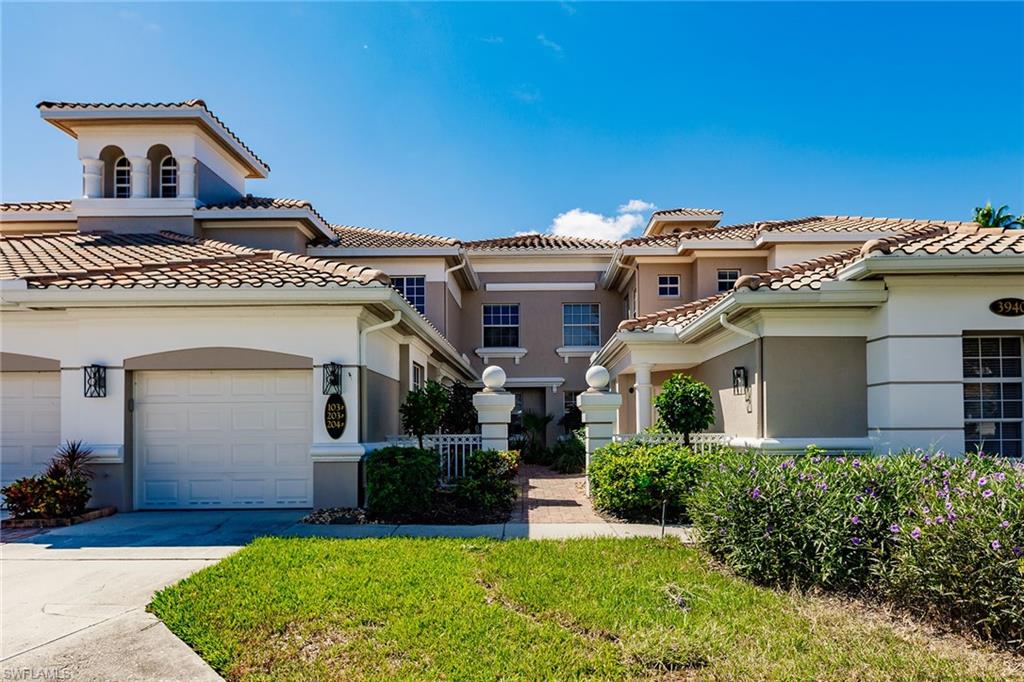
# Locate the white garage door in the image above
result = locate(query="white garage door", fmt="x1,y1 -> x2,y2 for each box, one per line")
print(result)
1,372 -> 61,486
135,370 -> 313,509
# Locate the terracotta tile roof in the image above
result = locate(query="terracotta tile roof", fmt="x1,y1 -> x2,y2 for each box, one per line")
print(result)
1,200 -> 73,214
650,208 -> 722,218
620,233 -> 682,247
0,230 -> 387,289
616,224 -> 1021,333
328,224 -> 460,249
197,196 -> 329,226
464,234 -> 617,251
862,224 -> 1024,257
618,293 -> 728,331
681,215 -> 974,242
37,100 -> 269,172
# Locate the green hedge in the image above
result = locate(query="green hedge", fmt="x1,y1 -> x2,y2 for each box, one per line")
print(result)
365,446 -> 439,519
588,441 -> 709,522
455,449 -> 520,512
690,450 -> 1024,649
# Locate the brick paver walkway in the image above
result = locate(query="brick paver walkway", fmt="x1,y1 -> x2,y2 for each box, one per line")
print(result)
511,464 -> 603,523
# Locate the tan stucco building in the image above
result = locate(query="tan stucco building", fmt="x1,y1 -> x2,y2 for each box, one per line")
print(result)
2,100 -> 1021,511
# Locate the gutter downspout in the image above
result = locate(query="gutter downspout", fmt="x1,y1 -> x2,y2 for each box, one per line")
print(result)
358,310 -> 402,442
444,259 -> 468,339
718,312 -> 764,440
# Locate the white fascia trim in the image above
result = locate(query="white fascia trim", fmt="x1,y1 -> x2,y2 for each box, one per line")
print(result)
306,246 -> 461,258
196,207 -> 334,241
677,239 -> 755,251
311,443 -> 365,462
41,105 -> 270,178
753,231 -> 894,245
73,198 -> 198,217
839,253 -> 1024,280
555,346 -> 602,363
475,347 -> 528,364
486,282 -> 596,292
729,436 -> 874,452
467,248 -> 616,256
470,376 -> 566,391
0,211 -> 76,223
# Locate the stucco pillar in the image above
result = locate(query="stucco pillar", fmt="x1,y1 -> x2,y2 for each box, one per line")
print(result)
81,158 -> 103,198
128,156 -> 150,198
577,366 -> 622,495
473,366 -> 516,451
634,363 -> 653,432
174,155 -> 196,199
310,362 -> 363,509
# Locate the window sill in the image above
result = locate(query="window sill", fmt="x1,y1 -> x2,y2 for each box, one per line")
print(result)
555,346 -> 602,363
475,347 -> 528,365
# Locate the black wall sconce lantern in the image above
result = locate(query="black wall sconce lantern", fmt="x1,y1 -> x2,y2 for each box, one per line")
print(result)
84,364 -> 107,398
322,362 -> 343,395
732,366 -> 748,395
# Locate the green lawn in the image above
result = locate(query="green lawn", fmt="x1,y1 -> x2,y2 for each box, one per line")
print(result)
150,537 -> 1019,681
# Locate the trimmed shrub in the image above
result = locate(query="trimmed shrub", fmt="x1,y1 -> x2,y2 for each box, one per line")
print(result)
691,449 -> 1024,649
551,433 -> 585,474
588,440 -> 708,522
653,373 -> 715,445
366,446 -> 439,519
455,449 -> 520,512
1,475 -> 91,519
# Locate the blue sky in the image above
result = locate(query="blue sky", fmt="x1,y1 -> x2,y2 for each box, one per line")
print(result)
3,2 -> 1022,240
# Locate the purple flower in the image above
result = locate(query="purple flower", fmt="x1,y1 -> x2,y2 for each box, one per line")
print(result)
994,472 -> 1006,481
1000,520 -> 1010,529
991,540 -> 1001,551
850,537 -> 862,546
852,459 -> 861,468
983,489 -> 994,498
890,523 -> 901,534
935,516 -> 946,524
750,487 -> 762,500
978,477 -> 988,487
1013,546 -> 1023,558
817,482 -> 828,492
969,470 -> 977,480
850,516 -> 861,525
910,527 -> 922,540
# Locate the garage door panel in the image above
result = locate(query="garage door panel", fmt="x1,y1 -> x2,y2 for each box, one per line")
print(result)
1,372 -> 61,485
135,370 -> 312,509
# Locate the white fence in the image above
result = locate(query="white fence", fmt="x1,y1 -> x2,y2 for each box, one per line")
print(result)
612,432 -> 732,455
386,433 -> 483,481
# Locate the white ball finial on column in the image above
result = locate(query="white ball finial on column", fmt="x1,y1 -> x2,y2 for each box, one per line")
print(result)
482,365 -> 507,392
585,365 -> 610,392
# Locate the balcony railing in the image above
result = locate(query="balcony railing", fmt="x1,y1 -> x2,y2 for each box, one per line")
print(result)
386,433 -> 483,481
612,431 -> 732,455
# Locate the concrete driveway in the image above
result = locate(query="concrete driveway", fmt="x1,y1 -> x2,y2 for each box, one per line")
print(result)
1,511 -> 304,681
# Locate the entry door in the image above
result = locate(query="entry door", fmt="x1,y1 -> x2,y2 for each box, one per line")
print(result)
134,370 -> 312,509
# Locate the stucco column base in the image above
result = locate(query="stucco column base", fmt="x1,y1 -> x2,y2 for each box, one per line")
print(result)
578,389 -> 623,495
473,391 -> 516,451
313,460 -> 361,508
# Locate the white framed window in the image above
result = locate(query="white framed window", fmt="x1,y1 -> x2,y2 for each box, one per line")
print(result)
563,390 -> 580,414
114,157 -> 131,198
658,274 -> 680,297
717,269 -> 740,292
392,276 -> 426,314
963,336 -> 1022,458
160,156 -> 178,198
562,303 -> 600,347
412,362 -> 425,391
483,304 -> 519,347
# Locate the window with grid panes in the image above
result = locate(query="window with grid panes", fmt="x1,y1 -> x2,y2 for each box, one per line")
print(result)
483,304 -> 519,347
562,304 -> 600,347
963,336 -> 1022,457
392,276 -> 426,314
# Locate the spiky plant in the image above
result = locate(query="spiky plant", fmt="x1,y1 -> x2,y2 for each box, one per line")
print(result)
973,202 -> 1023,229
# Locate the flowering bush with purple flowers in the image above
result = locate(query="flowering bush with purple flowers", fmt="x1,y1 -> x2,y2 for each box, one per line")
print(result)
690,448 -> 1024,649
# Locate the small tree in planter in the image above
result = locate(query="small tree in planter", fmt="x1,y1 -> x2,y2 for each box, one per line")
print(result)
653,373 -> 715,446
400,380 -> 449,448
441,381 -> 478,434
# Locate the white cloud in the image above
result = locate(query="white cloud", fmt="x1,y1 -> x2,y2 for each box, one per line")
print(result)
536,33 -> 563,53
549,208 -> 644,241
618,199 -> 656,214
479,36 -> 504,44
514,230 -> 541,237
560,1 -> 578,16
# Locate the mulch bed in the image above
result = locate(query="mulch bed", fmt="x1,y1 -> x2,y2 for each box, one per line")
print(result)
0,505 -> 117,529
302,490 -> 513,526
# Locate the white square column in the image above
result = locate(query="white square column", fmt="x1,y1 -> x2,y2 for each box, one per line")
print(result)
577,366 -> 623,494
473,366 -> 516,451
